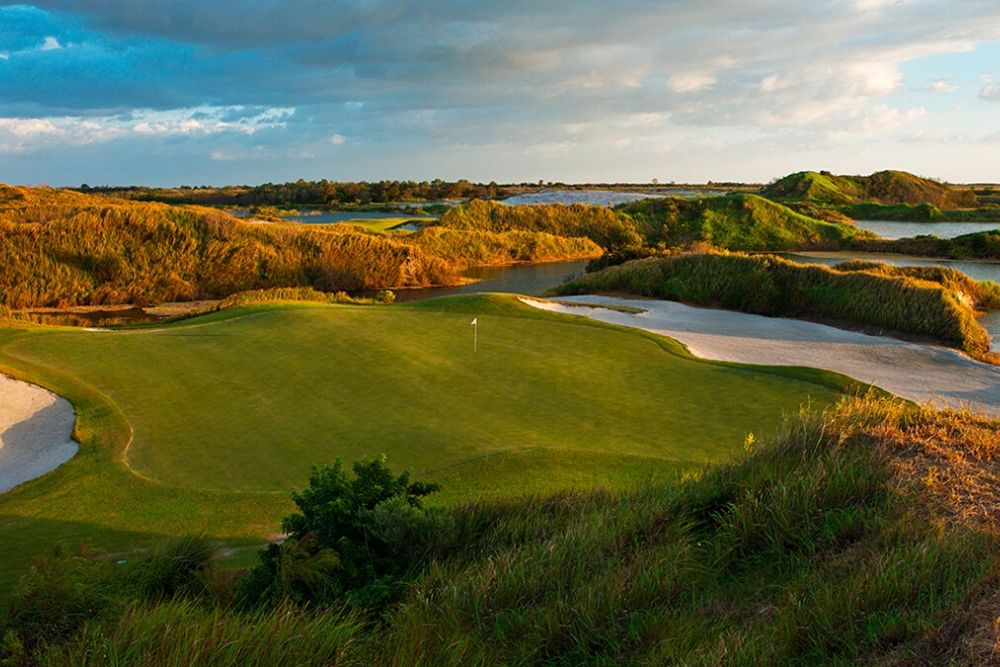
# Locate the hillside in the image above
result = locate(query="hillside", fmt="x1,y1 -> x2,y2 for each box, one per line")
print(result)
4,395 -> 997,665
0,186 -> 600,308
617,193 -> 868,250
761,170 -> 979,209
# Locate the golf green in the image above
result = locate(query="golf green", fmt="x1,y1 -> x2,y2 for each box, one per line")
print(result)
0,294 -> 846,591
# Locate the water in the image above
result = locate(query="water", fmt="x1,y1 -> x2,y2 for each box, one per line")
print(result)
853,220 -> 1000,240
502,189 -> 727,206
228,209 -> 432,225
394,260 -> 590,302
783,251 -> 1000,351
283,211 -> 431,224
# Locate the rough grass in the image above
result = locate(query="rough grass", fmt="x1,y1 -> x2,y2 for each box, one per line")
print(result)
0,294 -> 845,593
555,252 -> 994,355
10,396 -> 997,665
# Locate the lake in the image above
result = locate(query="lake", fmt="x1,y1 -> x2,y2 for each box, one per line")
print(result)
853,220 -> 1000,239
394,260 -> 590,302
783,251 -> 1000,351
502,189 -> 728,206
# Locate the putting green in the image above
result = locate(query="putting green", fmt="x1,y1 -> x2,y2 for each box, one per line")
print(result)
0,294 -> 847,592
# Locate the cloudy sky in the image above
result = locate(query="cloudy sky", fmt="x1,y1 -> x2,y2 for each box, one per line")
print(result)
1,1 -> 999,185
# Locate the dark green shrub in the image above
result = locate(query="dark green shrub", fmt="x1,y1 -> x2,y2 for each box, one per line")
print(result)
238,455 -> 451,607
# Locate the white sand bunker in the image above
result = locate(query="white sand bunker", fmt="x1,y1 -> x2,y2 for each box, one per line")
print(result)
0,374 -> 78,494
525,296 -> 1000,416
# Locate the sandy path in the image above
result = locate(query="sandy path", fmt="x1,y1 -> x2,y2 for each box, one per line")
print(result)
524,296 -> 1000,416
0,374 -> 78,494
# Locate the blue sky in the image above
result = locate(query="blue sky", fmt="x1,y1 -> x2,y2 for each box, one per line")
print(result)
1,1 -> 999,185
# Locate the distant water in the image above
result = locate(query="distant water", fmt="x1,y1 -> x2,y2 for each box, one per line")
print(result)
283,211 -> 432,224
853,220 -> 1000,240
783,251 -> 1000,351
229,209 -> 432,224
502,189 -> 726,206
394,260 -> 590,302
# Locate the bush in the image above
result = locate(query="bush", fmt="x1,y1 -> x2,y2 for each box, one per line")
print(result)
238,456 -> 452,608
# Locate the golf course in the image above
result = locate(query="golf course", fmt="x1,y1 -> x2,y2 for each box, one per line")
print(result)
0,294 -> 852,592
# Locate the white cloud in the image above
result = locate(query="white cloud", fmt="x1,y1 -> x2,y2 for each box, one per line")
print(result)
927,80 -> 958,93
668,73 -> 717,93
0,106 -> 294,154
0,51 -> 9,60
329,133 -> 346,145
980,81 -> 1000,101
40,36 -> 62,51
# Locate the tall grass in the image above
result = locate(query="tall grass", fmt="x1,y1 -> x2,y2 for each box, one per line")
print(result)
371,397 -> 996,665
6,398 -> 997,665
33,601 -> 362,667
439,199 -> 643,250
555,252 -> 994,354
0,185 -> 600,308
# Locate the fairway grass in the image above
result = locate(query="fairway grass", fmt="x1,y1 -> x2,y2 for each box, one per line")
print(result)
0,294 -> 847,593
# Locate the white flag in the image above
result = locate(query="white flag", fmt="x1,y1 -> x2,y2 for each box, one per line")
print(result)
470,318 -> 477,325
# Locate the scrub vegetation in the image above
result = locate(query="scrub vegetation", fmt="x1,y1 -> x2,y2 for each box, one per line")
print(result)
554,253 -> 998,355
3,396 -> 997,665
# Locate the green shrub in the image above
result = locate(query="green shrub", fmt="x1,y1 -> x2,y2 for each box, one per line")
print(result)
238,456 -> 451,608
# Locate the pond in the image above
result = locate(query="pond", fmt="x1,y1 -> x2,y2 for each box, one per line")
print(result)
853,220 -> 1000,240
394,260 -> 590,302
782,251 -> 1000,351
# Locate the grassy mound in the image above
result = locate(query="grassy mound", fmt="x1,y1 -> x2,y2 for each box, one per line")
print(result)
761,170 -> 979,209
5,397 -> 997,665
0,186 -> 600,309
617,193 -> 867,250
0,294 -> 845,592
439,199 -> 643,250
554,253 -> 994,355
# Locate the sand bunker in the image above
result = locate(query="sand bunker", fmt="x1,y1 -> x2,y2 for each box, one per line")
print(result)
525,296 -> 1000,416
0,374 -> 78,494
